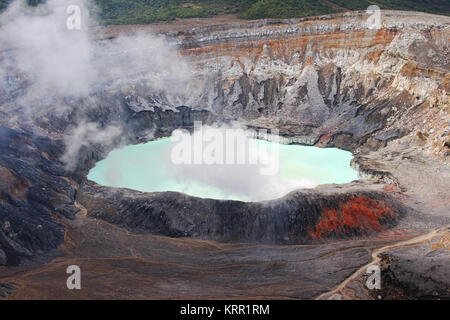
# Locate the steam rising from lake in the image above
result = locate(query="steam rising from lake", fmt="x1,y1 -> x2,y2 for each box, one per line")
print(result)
88,127 -> 358,202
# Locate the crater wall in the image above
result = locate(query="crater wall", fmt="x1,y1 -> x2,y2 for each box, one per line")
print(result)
0,11 -> 448,267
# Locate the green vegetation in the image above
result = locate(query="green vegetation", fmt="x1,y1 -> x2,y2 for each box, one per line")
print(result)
0,0 -> 44,11
0,0 -> 11,11
239,0 -> 335,19
330,0 -> 450,14
0,0 -> 448,24
93,0 -> 260,24
92,0 -> 450,24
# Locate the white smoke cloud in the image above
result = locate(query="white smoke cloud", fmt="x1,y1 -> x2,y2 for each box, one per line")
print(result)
61,121 -> 122,171
0,0 -> 95,112
0,0 -> 192,104
166,123 -> 318,202
0,0 -> 192,168
94,34 -> 192,94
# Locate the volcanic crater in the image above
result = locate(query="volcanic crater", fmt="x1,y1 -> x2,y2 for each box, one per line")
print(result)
0,10 -> 449,299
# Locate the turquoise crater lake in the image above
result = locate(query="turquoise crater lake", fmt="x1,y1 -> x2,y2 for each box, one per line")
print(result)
88,134 -> 358,202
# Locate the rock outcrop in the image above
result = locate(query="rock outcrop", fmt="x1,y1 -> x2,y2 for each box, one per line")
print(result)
380,240 -> 450,299
78,181 -> 405,245
173,11 -> 449,156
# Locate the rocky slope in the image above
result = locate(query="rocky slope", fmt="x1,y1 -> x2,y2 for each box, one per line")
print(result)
0,10 -> 449,299
78,181 -> 405,244
175,11 -> 449,152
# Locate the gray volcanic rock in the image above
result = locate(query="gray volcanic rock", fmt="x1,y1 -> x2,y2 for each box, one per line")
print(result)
0,248 -> 6,265
0,105 -> 211,266
78,181 -> 408,245
0,283 -> 16,298
171,12 -> 449,155
379,234 -> 450,299
0,211 -> 402,299
0,127 -> 69,265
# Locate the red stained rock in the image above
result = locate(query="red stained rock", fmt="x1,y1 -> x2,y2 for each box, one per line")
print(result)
310,196 -> 395,239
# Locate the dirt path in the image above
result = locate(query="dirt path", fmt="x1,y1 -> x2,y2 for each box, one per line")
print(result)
315,224 -> 450,300
1,208 -> 407,300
